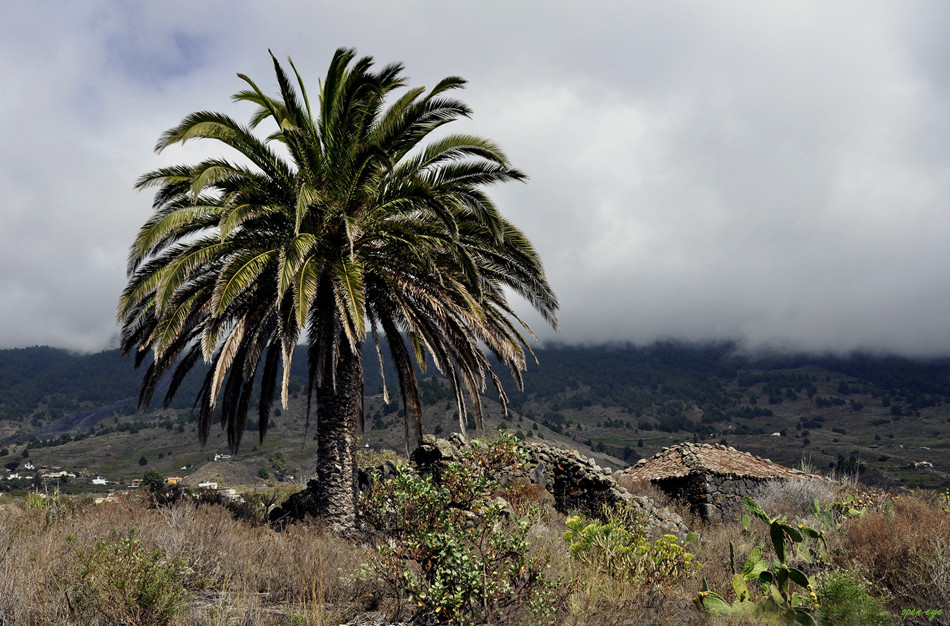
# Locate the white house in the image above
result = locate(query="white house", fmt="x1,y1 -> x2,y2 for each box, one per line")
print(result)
222,488 -> 243,502
41,470 -> 75,479
92,477 -> 108,486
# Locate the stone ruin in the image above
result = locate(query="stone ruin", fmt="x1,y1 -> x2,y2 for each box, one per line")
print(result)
616,442 -> 827,523
272,434 -> 686,536
409,434 -> 686,535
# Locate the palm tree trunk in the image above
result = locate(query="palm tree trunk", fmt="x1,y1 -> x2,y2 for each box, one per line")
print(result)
315,343 -> 361,533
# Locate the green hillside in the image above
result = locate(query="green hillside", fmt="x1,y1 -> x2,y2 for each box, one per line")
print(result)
2,342 -> 949,494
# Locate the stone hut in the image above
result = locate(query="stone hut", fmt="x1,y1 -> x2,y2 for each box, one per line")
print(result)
617,443 -> 823,523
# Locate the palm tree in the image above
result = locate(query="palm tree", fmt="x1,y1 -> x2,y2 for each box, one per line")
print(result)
117,48 -> 558,532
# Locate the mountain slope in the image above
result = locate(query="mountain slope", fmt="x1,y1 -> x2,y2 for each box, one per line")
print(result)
1,342 -> 949,490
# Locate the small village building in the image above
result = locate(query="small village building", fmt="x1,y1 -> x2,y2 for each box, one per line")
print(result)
40,470 -> 75,479
617,443 -> 824,522
221,488 -> 243,502
164,476 -> 183,486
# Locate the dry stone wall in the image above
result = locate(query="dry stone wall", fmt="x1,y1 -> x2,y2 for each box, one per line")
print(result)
671,474 -> 784,523
410,435 -> 686,536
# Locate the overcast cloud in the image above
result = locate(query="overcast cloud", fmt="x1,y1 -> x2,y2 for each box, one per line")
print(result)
3,2 -> 950,356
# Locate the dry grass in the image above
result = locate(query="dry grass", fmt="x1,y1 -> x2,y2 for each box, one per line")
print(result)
840,492 -> 950,611
1,474 -> 947,625
0,493 -> 369,625
753,477 -> 841,520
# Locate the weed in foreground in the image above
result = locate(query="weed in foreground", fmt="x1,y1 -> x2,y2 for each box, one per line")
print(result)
815,570 -> 892,626
841,494 -> 950,611
62,526 -> 187,625
360,433 -> 567,625
564,502 -> 699,588
697,497 -> 822,625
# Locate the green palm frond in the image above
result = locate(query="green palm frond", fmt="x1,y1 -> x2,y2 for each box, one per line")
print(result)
213,249 -> 276,315
278,233 -> 317,297
155,238 -> 230,312
333,256 -> 366,346
129,202 -> 222,270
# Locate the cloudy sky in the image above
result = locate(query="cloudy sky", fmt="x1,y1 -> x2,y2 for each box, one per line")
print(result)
3,2 -> 950,356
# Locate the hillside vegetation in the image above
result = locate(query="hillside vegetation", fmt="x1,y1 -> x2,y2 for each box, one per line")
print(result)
1,434 -> 947,624
1,342 -> 949,491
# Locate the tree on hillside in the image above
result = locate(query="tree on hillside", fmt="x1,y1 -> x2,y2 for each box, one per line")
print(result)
117,48 -> 558,532
142,469 -> 164,493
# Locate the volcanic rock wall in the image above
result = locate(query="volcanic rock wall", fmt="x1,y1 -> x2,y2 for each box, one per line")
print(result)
411,434 -> 686,535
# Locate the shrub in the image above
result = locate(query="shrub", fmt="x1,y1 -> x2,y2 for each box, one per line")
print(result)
816,571 -> 892,626
360,433 -> 566,625
355,446 -> 399,470
62,526 -> 186,625
564,504 -> 698,587
141,470 -> 164,493
842,494 -> 950,611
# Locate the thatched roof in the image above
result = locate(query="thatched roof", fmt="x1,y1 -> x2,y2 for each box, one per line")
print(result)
618,443 -> 819,481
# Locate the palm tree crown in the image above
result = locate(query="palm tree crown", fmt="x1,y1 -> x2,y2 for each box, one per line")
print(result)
118,49 -> 558,522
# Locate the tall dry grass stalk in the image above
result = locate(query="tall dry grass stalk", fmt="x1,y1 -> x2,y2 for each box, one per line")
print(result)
754,478 -> 841,520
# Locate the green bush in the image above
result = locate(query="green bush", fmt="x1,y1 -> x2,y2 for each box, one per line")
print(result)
63,527 -> 187,625
360,433 -> 564,625
564,504 -> 699,587
816,571 -> 892,626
